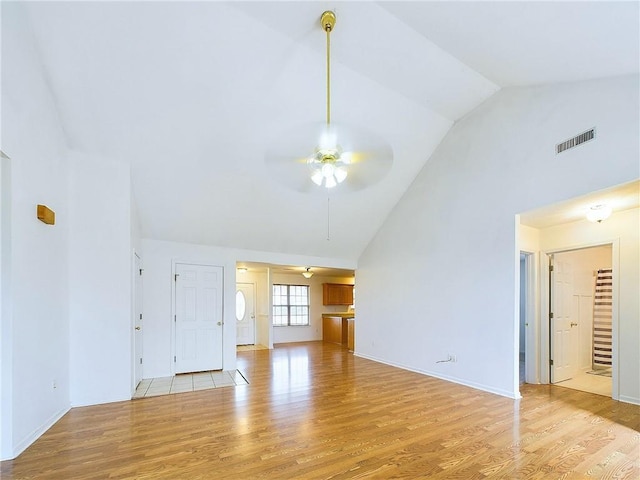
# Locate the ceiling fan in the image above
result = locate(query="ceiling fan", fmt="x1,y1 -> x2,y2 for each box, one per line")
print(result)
265,10 -> 393,193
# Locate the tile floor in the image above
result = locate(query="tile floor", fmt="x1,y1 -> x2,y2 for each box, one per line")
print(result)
237,344 -> 269,351
555,369 -> 612,397
519,354 -> 610,398
133,370 -> 248,399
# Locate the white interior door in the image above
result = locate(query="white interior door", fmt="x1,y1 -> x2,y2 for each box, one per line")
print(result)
576,294 -> 594,370
550,255 -> 578,383
236,283 -> 255,345
174,263 -> 223,374
134,253 -> 143,386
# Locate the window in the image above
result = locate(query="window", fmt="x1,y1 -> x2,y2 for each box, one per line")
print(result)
273,284 -> 310,326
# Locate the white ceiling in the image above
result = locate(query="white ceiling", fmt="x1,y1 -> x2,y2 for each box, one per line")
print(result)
519,180 -> 640,229
19,1 -> 640,262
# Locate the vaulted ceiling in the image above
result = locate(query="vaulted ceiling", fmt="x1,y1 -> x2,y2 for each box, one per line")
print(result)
19,1 -> 639,261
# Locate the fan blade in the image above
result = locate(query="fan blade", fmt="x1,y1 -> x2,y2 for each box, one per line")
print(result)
340,145 -> 393,192
265,122 -> 393,194
265,153 -> 316,193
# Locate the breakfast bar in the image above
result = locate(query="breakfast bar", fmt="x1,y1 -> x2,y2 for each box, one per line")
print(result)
322,313 -> 355,351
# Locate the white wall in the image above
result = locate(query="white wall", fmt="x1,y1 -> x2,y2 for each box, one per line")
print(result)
68,152 -> 133,407
539,209 -> 638,404
142,239 -> 355,378
236,270 -> 270,347
253,271 -> 270,348
357,75 -> 639,400
1,2 -> 71,459
0,149 -> 11,461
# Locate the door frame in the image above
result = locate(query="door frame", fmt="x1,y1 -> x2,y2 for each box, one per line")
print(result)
171,261 -> 225,375
132,250 -> 143,394
519,251 -> 537,386
540,240 -> 619,399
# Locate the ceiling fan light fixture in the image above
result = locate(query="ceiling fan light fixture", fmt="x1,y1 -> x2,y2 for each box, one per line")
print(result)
307,10 -> 349,190
263,11 -> 393,194
307,149 -> 349,188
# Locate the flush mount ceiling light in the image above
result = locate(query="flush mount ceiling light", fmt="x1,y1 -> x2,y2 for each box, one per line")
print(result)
302,267 -> 314,279
237,267 -> 248,274
586,204 -> 612,223
265,11 -> 393,193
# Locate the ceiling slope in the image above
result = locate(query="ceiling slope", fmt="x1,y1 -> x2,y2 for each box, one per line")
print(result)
17,1 -> 639,261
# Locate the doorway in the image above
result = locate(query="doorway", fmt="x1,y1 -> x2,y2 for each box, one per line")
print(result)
236,283 -> 256,346
519,251 -> 537,387
519,253 -> 527,384
548,245 -> 612,397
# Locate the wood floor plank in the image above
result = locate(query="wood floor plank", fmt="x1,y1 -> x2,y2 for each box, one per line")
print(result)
1,342 -> 638,479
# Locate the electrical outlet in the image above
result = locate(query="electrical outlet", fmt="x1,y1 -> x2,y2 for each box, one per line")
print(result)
449,354 -> 457,363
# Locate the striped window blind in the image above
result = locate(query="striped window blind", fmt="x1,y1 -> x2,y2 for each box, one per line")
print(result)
593,269 -> 612,369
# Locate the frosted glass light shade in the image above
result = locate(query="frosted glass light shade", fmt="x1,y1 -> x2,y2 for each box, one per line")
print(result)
586,204 -> 612,223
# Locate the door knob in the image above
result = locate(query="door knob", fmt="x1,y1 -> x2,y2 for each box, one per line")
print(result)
217,322 -> 222,326
570,322 -> 578,327
135,326 -> 141,331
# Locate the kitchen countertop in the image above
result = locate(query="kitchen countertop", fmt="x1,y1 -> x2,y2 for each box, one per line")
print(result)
322,312 -> 355,319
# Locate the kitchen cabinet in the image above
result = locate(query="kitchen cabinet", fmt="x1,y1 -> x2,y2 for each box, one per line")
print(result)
322,313 -> 355,351
322,283 -> 354,305
322,316 -> 343,345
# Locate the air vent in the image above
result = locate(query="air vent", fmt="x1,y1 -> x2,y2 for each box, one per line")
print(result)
556,128 -> 595,154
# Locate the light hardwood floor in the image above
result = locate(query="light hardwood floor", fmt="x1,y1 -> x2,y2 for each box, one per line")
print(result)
1,342 -> 638,479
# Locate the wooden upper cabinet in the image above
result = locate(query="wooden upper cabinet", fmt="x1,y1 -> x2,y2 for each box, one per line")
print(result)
323,283 -> 354,305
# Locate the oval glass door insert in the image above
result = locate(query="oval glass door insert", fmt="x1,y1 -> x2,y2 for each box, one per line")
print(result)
236,290 -> 246,321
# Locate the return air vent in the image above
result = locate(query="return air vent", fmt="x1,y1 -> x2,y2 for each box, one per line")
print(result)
556,128 -> 595,154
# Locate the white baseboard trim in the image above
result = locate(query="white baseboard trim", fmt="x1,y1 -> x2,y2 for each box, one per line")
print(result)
11,405 -> 70,460
618,395 -> 640,405
355,352 -> 521,400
